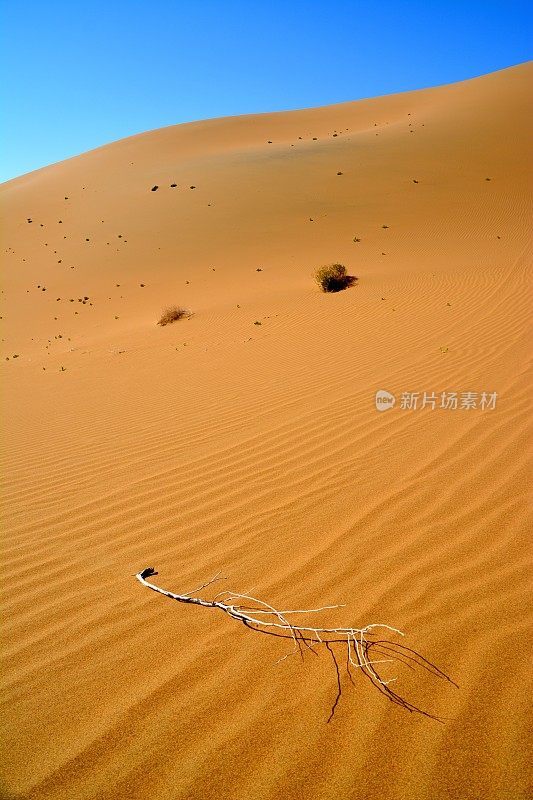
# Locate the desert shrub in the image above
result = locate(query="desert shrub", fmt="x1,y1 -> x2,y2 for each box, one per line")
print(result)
314,263 -> 352,293
157,305 -> 188,326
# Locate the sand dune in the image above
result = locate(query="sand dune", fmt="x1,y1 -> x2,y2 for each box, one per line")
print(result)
1,62 -> 532,799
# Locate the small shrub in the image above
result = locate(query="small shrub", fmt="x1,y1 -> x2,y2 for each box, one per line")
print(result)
158,305 -> 188,326
314,263 -> 353,293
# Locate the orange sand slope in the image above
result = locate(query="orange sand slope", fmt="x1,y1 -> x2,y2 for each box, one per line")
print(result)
1,62 -> 532,800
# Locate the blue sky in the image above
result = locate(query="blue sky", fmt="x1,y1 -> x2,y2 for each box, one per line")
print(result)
1,1 -> 531,182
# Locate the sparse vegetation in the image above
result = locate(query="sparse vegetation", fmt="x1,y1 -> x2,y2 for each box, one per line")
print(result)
314,263 -> 354,293
157,305 -> 189,326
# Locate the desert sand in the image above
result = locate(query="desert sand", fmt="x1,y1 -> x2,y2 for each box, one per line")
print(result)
1,62 -> 532,799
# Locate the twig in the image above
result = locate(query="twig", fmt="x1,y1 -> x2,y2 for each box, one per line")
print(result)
135,567 -> 456,722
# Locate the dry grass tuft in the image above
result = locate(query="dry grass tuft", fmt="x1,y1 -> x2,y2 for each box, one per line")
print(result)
157,305 -> 189,326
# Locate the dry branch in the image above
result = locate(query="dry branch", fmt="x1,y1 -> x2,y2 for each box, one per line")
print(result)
135,567 -> 457,722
